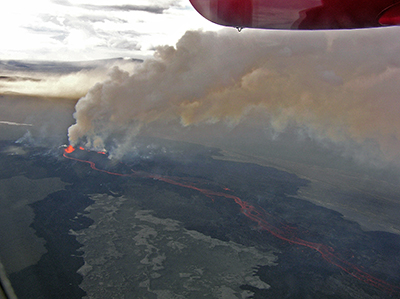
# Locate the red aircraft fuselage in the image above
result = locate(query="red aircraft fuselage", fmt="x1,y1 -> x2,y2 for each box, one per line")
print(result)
189,0 -> 400,29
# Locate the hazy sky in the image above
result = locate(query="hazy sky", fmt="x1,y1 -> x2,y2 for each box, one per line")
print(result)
0,0 -> 221,61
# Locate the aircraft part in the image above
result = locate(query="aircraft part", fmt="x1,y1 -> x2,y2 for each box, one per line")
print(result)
379,2 -> 400,25
189,0 -> 400,29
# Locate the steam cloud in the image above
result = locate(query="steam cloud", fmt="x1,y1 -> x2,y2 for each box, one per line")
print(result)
68,28 -> 400,164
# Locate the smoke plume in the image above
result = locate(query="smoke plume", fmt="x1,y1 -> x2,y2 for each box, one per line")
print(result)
68,28 -> 400,165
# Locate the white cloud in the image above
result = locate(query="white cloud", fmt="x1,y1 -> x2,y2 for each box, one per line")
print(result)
0,0 -> 221,61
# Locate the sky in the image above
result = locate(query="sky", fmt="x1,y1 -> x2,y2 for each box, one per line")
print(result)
0,0 -> 221,61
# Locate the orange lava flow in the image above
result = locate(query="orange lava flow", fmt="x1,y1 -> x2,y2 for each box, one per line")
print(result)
63,146 -> 131,177
63,146 -> 400,297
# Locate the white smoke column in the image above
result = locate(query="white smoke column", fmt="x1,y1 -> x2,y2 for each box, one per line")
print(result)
68,28 -> 400,163
68,30 -> 283,147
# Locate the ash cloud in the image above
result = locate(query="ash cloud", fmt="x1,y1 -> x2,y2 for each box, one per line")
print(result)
68,28 -> 400,166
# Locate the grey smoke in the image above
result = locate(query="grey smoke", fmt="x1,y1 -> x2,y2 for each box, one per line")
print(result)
67,28 -> 400,165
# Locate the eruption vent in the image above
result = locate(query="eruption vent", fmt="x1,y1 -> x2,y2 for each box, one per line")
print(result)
65,145 -> 75,154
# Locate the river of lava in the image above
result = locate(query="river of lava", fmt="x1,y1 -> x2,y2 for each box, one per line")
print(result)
63,146 -> 400,297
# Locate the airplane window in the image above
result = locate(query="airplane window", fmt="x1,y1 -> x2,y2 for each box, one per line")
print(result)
1,1 -> 400,298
